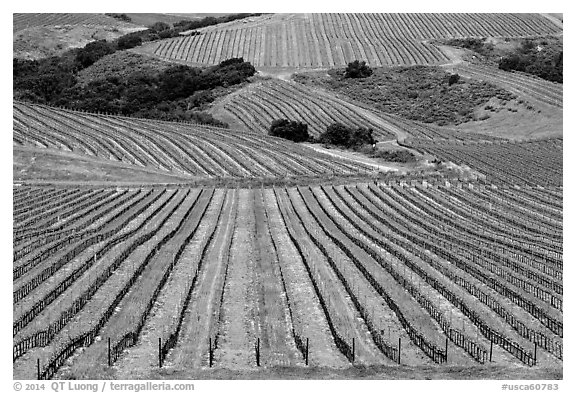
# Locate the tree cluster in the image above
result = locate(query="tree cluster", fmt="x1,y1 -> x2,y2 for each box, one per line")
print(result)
105,13 -> 132,23
498,39 -> 562,83
371,149 -> 416,163
344,60 -> 373,78
14,51 -> 256,125
318,123 -> 375,148
268,119 -> 310,142
445,37 -> 495,57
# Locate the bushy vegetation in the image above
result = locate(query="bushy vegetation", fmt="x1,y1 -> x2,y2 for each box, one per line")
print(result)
171,13 -> 262,32
105,13 -> 132,23
445,36 -> 563,83
110,13 -> 263,49
295,66 -> 514,126
76,52 -> 170,86
499,39 -> 562,83
14,50 -> 255,125
268,119 -> 310,142
116,34 -> 142,50
371,149 -> 416,163
317,123 -> 375,148
344,60 -> 373,78
445,37 -> 495,57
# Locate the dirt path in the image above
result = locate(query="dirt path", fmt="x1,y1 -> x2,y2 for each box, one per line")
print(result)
214,189 -> 259,369
303,143 -> 398,173
252,189 -> 302,366
166,189 -> 238,369
263,189 -> 348,368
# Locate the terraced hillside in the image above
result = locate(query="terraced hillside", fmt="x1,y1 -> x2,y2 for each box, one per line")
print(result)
13,101 -> 374,180
136,13 -> 561,68
13,182 -> 562,380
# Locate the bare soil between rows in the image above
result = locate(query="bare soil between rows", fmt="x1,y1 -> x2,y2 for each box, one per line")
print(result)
131,364 -> 562,380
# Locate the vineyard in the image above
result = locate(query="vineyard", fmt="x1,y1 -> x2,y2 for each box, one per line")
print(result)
405,138 -> 563,186
13,11 -> 563,381
137,13 -> 561,68
213,79 -> 397,139
12,181 -> 562,379
450,63 -> 563,108
13,101 -> 375,180
212,78 -> 513,143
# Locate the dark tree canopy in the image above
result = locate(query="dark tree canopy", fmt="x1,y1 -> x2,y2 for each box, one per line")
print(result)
318,123 -> 375,148
344,60 -> 373,78
75,40 -> 116,68
117,34 -> 142,50
447,73 -> 460,86
268,119 -> 310,142
498,39 -> 562,83
14,45 -> 256,125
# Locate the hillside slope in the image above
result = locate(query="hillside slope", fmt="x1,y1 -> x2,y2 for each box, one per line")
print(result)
134,13 -> 561,68
13,101 -> 376,182
13,13 -> 145,60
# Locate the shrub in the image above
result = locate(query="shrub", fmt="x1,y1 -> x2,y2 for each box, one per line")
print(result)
117,34 -> 142,50
344,60 -> 373,78
371,149 -> 416,163
75,40 -> 116,68
268,119 -> 310,142
447,73 -> 460,86
149,22 -> 171,32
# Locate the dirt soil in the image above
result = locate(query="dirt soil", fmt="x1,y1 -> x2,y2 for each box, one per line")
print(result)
142,364 -> 561,380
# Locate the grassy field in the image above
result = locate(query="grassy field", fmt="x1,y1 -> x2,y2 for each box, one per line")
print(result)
13,14 -> 145,60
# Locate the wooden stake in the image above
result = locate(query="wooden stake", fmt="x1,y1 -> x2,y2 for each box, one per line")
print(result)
209,338 -> 213,367
445,337 -> 448,362
256,338 -> 260,367
108,337 -> 111,366
37,358 -> 40,380
398,337 -> 401,364
533,342 -> 537,365
158,338 -> 162,367
305,338 -> 309,366
489,340 -> 493,362
352,338 -> 355,363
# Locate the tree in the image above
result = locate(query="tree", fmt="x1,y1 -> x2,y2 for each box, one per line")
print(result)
318,123 -> 375,148
344,60 -> 373,78
319,123 -> 351,146
268,119 -> 310,142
